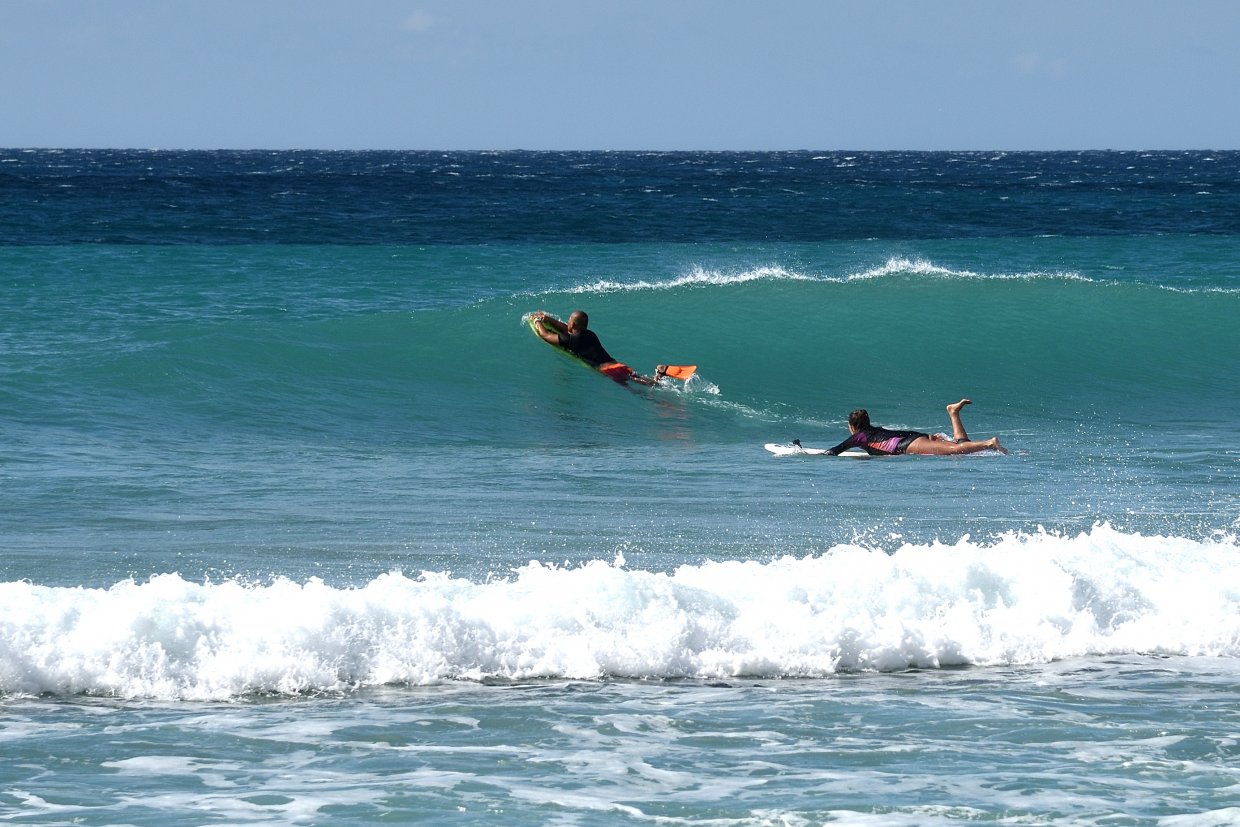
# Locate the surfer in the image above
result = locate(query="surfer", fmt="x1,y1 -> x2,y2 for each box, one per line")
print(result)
530,310 -> 668,385
826,399 -> 1006,456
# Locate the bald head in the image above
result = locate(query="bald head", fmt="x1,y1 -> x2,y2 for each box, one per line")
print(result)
567,310 -> 589,332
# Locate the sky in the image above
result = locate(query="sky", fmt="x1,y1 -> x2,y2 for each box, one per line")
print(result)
2,0 -> 1237,151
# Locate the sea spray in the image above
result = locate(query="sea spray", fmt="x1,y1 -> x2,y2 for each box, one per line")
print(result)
5,526 -> 1237,700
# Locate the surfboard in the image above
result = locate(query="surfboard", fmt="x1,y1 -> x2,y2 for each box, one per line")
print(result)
525,312 -> 695,384
764,442 -> 871,458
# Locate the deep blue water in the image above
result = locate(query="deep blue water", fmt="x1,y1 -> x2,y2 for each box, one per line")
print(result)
3,149 -> 1238,244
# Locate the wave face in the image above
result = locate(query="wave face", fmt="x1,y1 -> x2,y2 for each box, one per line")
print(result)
4,526 -> 1237,700
7,252 -> 1235,449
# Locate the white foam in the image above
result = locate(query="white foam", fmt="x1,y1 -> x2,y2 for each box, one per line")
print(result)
548,258 -> 1092,295
566,264 -> 814,294
844,256 -> 1091,284
3,525 -> 1238,700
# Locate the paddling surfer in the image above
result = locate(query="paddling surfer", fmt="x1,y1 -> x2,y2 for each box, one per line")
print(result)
531,310 -> 668,385
826,399 -> 1006,456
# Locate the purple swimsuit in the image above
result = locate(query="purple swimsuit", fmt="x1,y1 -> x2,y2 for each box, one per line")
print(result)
827,426 -> 928,456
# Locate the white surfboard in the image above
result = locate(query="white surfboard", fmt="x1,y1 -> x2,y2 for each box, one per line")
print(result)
764,442 -> 871,458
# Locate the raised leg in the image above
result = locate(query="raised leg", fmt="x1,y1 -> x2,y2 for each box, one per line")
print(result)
906,398 -> 1006,455
945,398 -> 971,442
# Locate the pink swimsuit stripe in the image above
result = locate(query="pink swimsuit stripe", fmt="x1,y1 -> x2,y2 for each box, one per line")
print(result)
868,437 -> 903,453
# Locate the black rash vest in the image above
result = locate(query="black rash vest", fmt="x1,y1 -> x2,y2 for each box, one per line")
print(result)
557,329 -> 615,367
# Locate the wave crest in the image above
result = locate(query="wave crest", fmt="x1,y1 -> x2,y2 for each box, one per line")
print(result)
567,264 -> 814,294
553,258 -> 1093,295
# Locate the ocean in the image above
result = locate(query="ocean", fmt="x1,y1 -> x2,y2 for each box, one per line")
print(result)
1,149 -> 1238,824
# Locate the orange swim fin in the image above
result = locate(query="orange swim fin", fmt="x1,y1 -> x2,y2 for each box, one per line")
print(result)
661,365 -> 696,381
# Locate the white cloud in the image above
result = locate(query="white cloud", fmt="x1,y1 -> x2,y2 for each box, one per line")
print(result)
1011,53 -> 1040,75
401,10 -> 434,33
1011,53 -> 1068,79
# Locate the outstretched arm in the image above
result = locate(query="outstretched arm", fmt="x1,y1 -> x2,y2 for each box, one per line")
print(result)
532,312 -> 567,345
825,432 -> 863,456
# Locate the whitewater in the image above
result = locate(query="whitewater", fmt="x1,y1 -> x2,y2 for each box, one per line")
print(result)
5,527 -> 1240,700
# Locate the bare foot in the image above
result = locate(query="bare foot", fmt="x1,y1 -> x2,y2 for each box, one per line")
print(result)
946,398 -> 972,416
987,437 -> 1008,455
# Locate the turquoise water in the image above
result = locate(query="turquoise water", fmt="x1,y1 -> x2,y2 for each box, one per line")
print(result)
2,150 -> 1239,824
